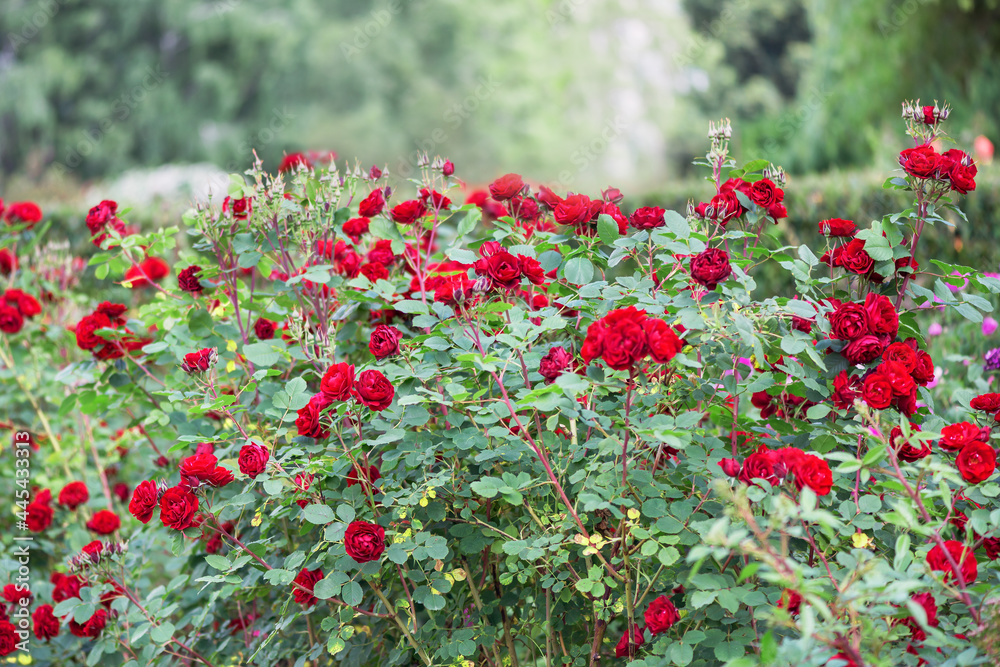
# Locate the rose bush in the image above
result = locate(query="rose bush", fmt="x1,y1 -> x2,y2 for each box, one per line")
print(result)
1,101 -> 999,666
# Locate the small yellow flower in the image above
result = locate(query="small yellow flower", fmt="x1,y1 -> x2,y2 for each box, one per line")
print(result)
852,532 -> 874,549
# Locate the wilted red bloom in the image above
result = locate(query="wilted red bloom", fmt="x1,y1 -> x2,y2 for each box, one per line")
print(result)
177,265 -> 204,293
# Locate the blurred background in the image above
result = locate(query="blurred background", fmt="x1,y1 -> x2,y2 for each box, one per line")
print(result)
1,0 -> 999,267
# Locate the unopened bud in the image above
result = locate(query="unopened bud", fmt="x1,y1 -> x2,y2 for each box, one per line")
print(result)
442,160 -> 455,177
719,458 -> 741,478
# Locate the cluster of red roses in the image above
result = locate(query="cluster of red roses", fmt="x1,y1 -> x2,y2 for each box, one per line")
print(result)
581,306 -> 683,371
819,219 -> 917,283
288,520 -> 386,607
473,241 -> 545,291
828,296 -> 933,416
719,445 -> 833,496
693,176 -> 787,226
899,144 -> 977,194
0,288 -> 41,335
295,363 -> 397,439
85,200 -> 128,246
0,199 -> 43,229
613,594 -> 681,658
74,301 -> 152,360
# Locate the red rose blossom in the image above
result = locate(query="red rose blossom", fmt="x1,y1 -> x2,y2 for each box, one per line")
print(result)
181,348 -> 217,374
344,520 -> 386,563
57,481 -> 89,510
32,604 -> 60,641
862,373 -> 893,410
818,218 -> 857,237
177,265 -> 204,293
292,567 -> 323,607
159,486 -> 199,530
926,540 -> 977,584
614,624 -> 644,658
86,509 -> 121,535
690,248 -> 732,290
644,595 -> 680,635
369,324 -> 402,359
238,442 -> 271,477
955,441 -> 996,484
358,189 -> 386,218
970,393 -> 1000,412
489,173 -> 526,201
353,369 -> 395,411
321,363 -> 356,401
129,480 -> 159,523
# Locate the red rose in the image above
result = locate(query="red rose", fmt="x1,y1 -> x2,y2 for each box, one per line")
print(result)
181,348 -> 217,374
597,308 -> 649,371
940,422 -> 986,452
955,441 -> 996,484
790,454 -> 833,495
343,216 -> 370,243
882,342 -> 917,372
358,189 -> 386,218
862,373 -> 893,410
489,173 -> 526,201
877,360 -> 916,396
970,393 -> 1000,412
51,573 -> 84,603
926,540 -> 977,584
32,604 -> 60,641
938,149 -> 978,194
442,160 -> 455,176
254,317 -> 276,339
842,335 -> 886,365
746,178 -> 780,209
630,206 -> 666,231
476,251 -> 521,290
900,592 -> 938,641
899,144 -> 940,179
0,248 -> 17,275
690,248 -> 732,290
863,294 -> 899,338
4,201 -> 42,228
912,350 -> 934,385
353,369 -> 395,411
369,324 -> 402,359
536,185 -> 563,210
718,458 -> 741,477
129,480 -> 159,523
238,442 -> 271,477
180,453 -> 218,485
518,255 -> 545,285
68,608 -> 107,639
739,448 -> 780,486
553,194 -> 602,232
539,346 -> 573,383
57,481 -> 89,510
223,195 -> 253,220
828,302 -> 869,340
206,466 -> 234,487
124,257 -> 170,288
0,305 -> 23,334
278,152 -> 308,173
86,509 -> 121,535
644,595 -> 680,635
159,486 -> 199,530
344,520 -> 386,563
838,239 -> 873,275
360,262 -> 388,282
708,191 -> 742,225
818,218 -> 857,237
292,568 -> 323,607
644,318 -> 683,363
614,624 -> 644,658
3,289 -> 40,317
346,464 -> 382,488
321,363 -> 356,400
177,265 -> 203,293
389,199 -> 426,225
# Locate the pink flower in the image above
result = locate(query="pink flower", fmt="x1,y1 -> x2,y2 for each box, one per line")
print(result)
983,317 -> 998,337
927,322 -> 942,337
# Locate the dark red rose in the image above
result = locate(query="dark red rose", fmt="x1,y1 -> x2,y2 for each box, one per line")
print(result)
81,540 -> 103,560
842,335 -> 885,365
477,251 -> 522,290
129,480 -> 159,523
353,369 -> 395,411
2,584 -> 29,605
899,144 -> 940,179
644,318 -> 683,363
926,540 -> 977,584
749,179 -> 784,212
369,324 -> 402,359
940,422 -> 986,452
223,195 -> 253,220
863,294 -> 899,338
85,199 -> 127,246
956,441 -> 996,484
344,520 -> 386,563
206,466 -> 234,487
0,305 -> 23,334
180,453 -> 218,485
900,592 -> 938,641
818,218 -> 857,237
971,393 -> 1000,412
718,458 -> 741,477
159,486 -> 199,530
877,360 -> 916,396
113,483 -> 130,502
739,448 -> 780,486
239,442 -> 271,477
553,194 -> 602,232
32,604 -> 60,641
68,608 -> 107,639
644,595 -> 680,635
390,199 -> 426,225
690,248 -> 732,290
75,313 -> 112,350
708,190 -> 742,225
938,149 -> 978,194
912,350 -> 934,385
358,189 -> 386,218
360,262 -> 389,282
51,573 -> 84,603
838,239 -> 873,275
882,342 -> 917,372
891,424 -> 931,462
539,346 -> 573,383
518,255 -> 545,285
489,173 -> 526,201
862,373 -> 893,410
343,216 -> 370,243
790,454 -> 832,495
602,316 -> 649,371
181,348 -> 217,374
321,363 -> 356,401
0,248 -> 17,275
177,265 -> 203,293
777,589 -> 802,616
828,302 -> 869,340
58,481 -> 89,510
296,393 -> 332,438
3,289 -> 40,317
630,206 -> 666,231
442,160 -> 455,176
4,201 -> 42,228
615,624 -> 645,658
254,317 -> 276,339
346,464 -> 382,488
292,567 -> 323,606
86,509 -> 121,535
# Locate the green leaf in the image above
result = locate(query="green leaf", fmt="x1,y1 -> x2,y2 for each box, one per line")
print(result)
563,256 -> 594,284
205,555 -> 230,571
342,581 -> 363,606
243,342 -> 280,367
596,214 -> 621,244
150,622 -> 175,644
302,504 -> 336,524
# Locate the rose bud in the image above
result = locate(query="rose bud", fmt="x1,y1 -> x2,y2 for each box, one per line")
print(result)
718,458 -> 741,477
